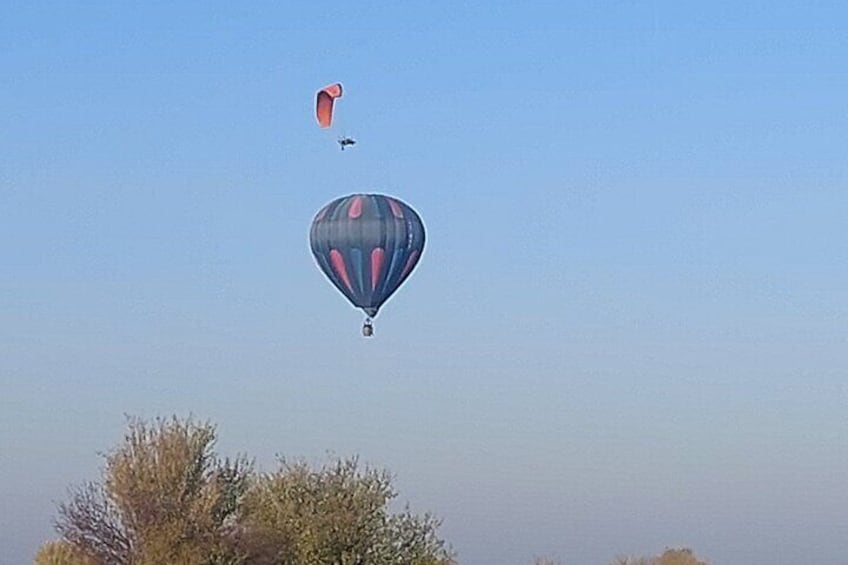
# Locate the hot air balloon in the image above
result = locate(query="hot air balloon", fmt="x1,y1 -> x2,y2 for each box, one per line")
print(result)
310,194 -> 425,336
315,82 -> 343,128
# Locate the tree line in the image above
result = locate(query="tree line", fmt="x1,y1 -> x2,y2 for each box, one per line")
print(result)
35,416 -> 707,565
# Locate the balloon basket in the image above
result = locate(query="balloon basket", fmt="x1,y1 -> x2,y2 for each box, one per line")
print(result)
362,318 -> 374,337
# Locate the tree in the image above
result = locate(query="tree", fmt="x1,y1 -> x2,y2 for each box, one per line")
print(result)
611,558 -> 653,565
611,547 -> 707,565
236,456 -> 456,565
654,548 -> 707,565
34,540 -> 97,565
40,416 -> 455,565
49,416 -> 251,565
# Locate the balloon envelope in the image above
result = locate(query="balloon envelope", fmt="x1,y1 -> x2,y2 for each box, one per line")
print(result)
315,83 -> 343,128
310,194 -> 425,318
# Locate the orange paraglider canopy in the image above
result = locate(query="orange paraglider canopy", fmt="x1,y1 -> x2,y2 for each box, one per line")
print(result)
316,83 -> 343,128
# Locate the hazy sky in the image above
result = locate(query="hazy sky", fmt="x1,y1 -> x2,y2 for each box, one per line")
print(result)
2,2 -> 847,564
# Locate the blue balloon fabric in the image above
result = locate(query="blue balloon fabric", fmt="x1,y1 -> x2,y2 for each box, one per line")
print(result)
310,194 -> 425,319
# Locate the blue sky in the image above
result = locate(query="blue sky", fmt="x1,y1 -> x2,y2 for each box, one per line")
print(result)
2,2 -> 847,563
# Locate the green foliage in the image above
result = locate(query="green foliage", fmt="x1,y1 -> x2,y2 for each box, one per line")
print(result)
41,415 -> 454,565
41,414 -> 710,565
612,547 -> 707,565
237,456 -> 455,565
34,540 -> 97,565
653,548 -> 707,565
104,416 -> 251,564
52,416 -> 251,565
612,557 -> 653,565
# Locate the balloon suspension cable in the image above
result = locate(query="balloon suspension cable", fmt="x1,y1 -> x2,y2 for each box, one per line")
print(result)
362,317 -> 374,337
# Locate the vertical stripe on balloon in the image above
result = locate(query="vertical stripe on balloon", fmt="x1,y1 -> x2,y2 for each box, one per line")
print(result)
388,198 -> 404,218
329,249 -> 354,292
371,247 -> 385,290
348,195 -> 363,218
350,248 -> 365,296
382,248 -> 405,294
315,205 -> 330,222
399,250 -> 420,280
